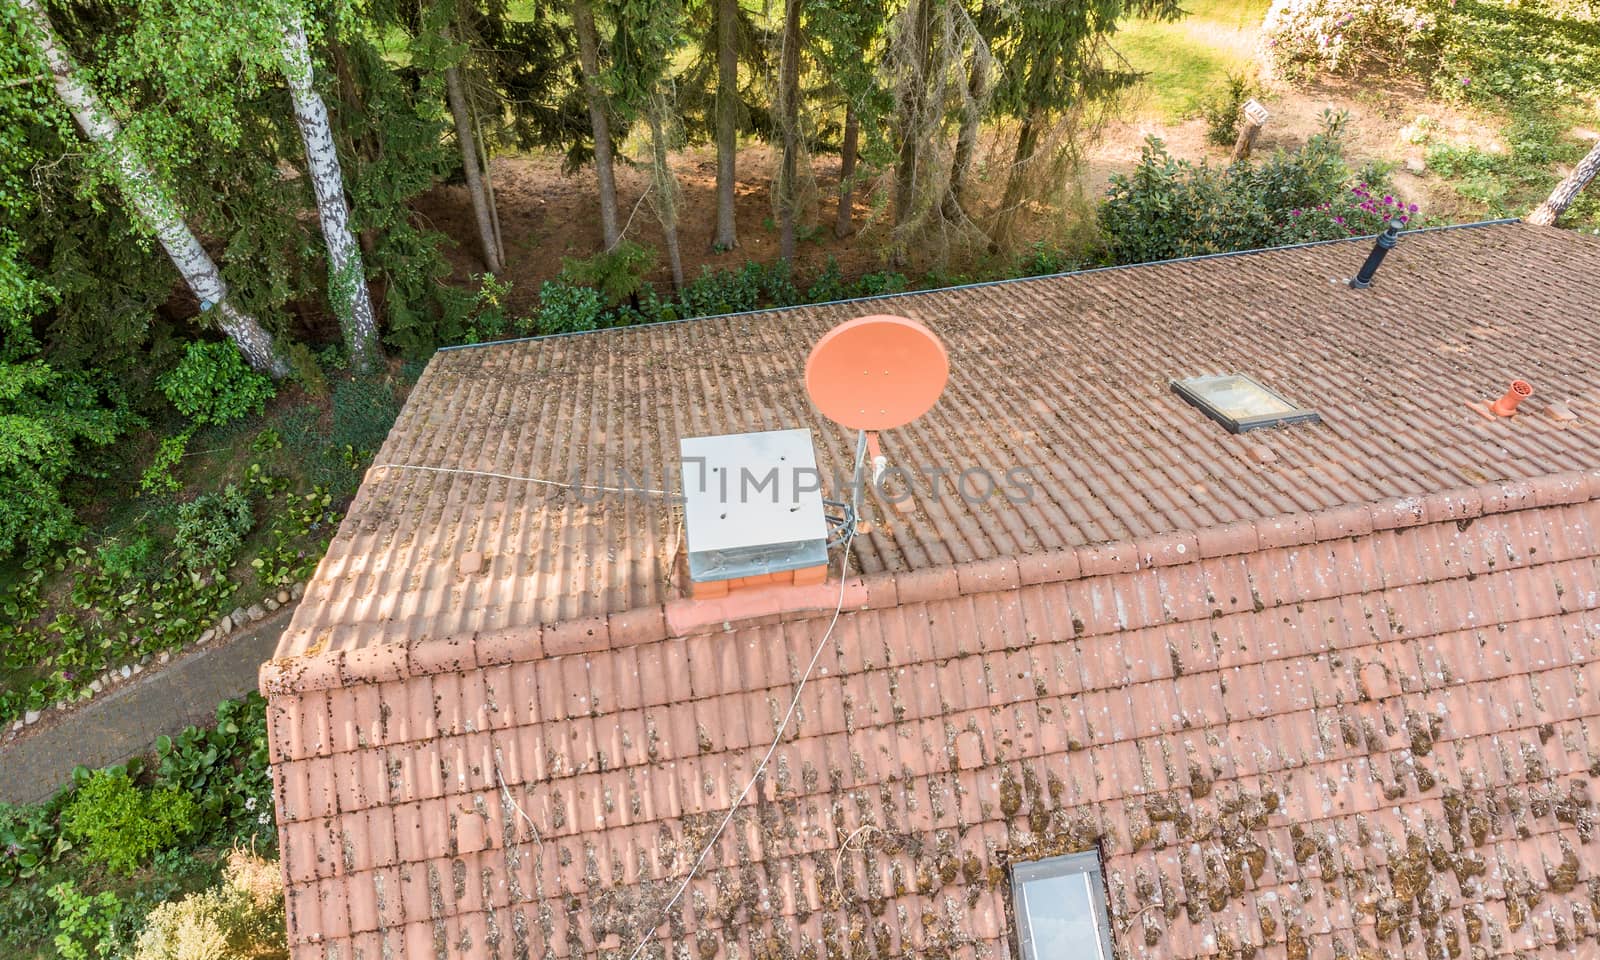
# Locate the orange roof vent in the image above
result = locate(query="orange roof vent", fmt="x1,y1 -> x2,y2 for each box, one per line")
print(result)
1490,379 -> 1533,417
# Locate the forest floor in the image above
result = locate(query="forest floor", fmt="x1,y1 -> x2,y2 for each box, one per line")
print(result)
413,72 -> 1515,313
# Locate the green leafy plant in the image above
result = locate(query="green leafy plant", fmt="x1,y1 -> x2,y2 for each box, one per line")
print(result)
158,342 -> 275,427
1198,71 -> 1254,147
534,280 -> 609,335
95,534 -> 161,582
173,485 -> 254,574
153,695 -> 274,846
557,241 -> 657,309
47,881 -> 123,960
139,430 -> 191,495
60,769 -> 197,875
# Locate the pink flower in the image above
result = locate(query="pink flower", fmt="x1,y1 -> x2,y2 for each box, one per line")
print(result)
1383,195 -> 1394,204
1291,209 -> 1302,217
1408,203 -> 1419,213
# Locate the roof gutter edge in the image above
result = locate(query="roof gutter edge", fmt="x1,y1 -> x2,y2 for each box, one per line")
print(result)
259,461 -> 1594,698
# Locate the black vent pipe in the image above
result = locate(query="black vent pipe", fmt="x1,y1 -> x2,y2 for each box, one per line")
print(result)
1349,219 -> 1404,289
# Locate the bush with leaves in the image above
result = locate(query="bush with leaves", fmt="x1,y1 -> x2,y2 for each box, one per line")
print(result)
173,485 -> 254,574
1198,72 -> 1254,147
1100,117 -> 1363,264
61,769 -> 197,876
556,241 -> 657,310
131,850 -> 285,960
0,357 -> 132,560
1260,0 -> 1439,81
159,343 -> 275,427
48,881 -> 124,960
534,280 -> 609,335
153,695 -> 275,847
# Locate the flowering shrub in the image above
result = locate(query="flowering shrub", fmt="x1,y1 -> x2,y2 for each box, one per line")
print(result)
1281,185 -> 1421,241
1260,0 -> 1440,80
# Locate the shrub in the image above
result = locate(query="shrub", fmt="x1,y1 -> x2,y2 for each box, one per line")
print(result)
131,850 -> 285,960
557,241 -> 657,309
534,280 -> 609,335
48,881 -> 123,960
159,343 -> 275,427
1280,184 -> 1420,240
804,257 -> 850,303
1014,242 -> 1079,277
1198,72 -> 1254,147
1100,118 -> 1360,264
1260,0 -> 1439,81
0,359 -> 132,560
173,485 -> 254,574
153,695 -> 275,847
97,533 -> 161,582
61,769 -> 197,875
139,431 -> 191,496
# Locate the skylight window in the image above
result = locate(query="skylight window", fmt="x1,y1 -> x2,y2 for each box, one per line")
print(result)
1171,373 -> 1321,434
1012,851 -> 1114,960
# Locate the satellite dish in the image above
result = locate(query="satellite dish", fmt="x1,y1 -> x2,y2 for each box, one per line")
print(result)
805,314 -> 949,431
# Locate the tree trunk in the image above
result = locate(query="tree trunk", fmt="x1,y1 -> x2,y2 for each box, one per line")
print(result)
471,100 -> 505,262
944,47 -> 988,221
835,104 -> 859,238
574,0 -> 621,249
996,107 -> 1042,241
15,0 -> 288,377
712,0 -> 739,250
279,13 -> 379,373
776,0 -> 804,262
893,0 -> 935,230
647,106 -> 685,292
1527,139 -> 1600,226
445,60 -> 503,273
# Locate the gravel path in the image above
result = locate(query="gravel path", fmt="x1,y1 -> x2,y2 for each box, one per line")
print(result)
0,604 -> 294,806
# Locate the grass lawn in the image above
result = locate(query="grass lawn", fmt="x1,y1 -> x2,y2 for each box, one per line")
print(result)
1114,0 -> 1271,120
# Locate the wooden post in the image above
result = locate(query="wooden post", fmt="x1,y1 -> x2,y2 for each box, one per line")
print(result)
1232,98 -> 1270,163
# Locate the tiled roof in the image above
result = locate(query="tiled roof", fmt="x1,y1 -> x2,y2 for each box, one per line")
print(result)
263,222 -> 1600,960
277,222 -> 1600,658
266,470 -> 1600,960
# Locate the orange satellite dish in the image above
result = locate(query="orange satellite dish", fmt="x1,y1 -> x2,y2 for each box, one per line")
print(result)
805,314 -> 949,431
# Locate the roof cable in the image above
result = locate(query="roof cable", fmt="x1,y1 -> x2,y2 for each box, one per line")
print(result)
620,430 -> 867,960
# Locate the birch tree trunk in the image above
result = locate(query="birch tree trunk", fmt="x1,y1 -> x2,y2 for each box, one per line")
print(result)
445,58 -> 503,273
15,0 -> 288,378
574,0 -> 621,249
1527,139 -> 1600,227
279,13 -> 379,373
776,0 -> 803,262
712,0 -> 740,250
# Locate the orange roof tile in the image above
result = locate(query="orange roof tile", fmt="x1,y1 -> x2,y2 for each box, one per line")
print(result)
265,223 -> 1600,960
279,222 -> 1600,657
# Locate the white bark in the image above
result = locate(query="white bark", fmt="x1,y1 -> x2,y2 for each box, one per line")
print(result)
15,0 -> 288,377
1527,139 -> 1600,227
279,13 -> 378,371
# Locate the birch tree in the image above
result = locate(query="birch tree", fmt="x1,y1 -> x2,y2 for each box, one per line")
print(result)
1527,139 -> 1600,227
278,11 -> 379,372
14,0 -> 289,377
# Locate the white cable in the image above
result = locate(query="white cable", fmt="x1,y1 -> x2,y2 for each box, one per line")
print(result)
621,433 -> 867,960
368,461 -> 669,497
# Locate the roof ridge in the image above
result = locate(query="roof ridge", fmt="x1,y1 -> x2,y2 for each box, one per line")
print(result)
259,465 -> 1599,698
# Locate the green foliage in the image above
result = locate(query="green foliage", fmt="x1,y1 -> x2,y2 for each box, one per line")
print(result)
95,534 -> 161,583
804,258 -> 851,303
173,485 -> 254,574
159,343 -> 275,427
1198,71 -> 1253,147
1426,103 -> 1600,225
47,881 -> 123,960
1431,0 -> 1600,103
534,280 -> 610,334
139,432 -> 191,496
153,696 -> 274,846
1015,242 -> 1079,277
61,769 -> 197,876
558,241 -> 658,309
0,359 -> 132,561
1100,116 -> 1359,264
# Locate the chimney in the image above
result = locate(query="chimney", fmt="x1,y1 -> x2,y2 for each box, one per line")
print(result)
1348,219 -> 1404,289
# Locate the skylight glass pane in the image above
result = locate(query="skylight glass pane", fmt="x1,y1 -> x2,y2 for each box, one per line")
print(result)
1013,852 -> 1113,960
1171,373 -> 1321,434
